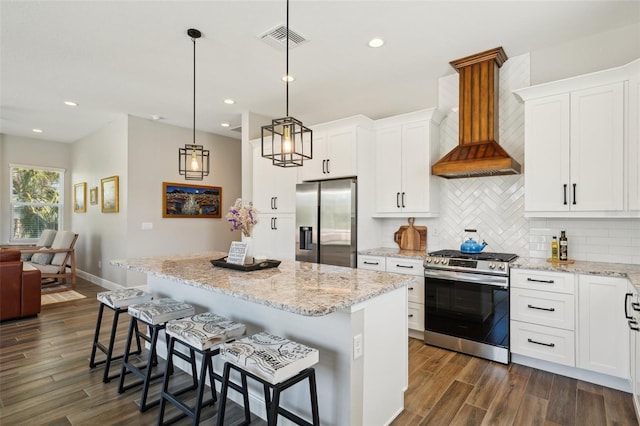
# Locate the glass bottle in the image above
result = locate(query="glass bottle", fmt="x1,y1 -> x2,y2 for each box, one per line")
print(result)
551,236 -> 559,261
559,230 -> 568,261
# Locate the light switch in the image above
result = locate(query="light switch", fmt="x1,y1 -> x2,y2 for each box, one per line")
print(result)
141,222 -> 153,230
353,334 -> 363,359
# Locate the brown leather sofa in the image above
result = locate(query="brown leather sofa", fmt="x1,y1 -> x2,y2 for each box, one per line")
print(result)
0,249 -> 41,321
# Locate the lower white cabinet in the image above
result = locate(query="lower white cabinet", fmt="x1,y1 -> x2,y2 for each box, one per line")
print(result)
251,213 -> 295,261
510,269 -> 576,366
627,284 -> 640,418
358,254 -> 425,332
577,274 -> 629,379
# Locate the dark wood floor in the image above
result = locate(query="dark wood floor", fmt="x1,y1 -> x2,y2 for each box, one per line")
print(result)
1,277 -> 638,425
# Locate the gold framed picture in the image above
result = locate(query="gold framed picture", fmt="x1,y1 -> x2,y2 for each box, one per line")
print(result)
162,182 -> 221,218
90,186 -> 98,205
101,176 -> 119,213
73,182 -> 87,213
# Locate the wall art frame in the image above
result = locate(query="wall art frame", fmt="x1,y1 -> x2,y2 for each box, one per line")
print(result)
90,186 -> 98,205
162,182 -> 221,218
101,176 -> 119,213
73,182 -> 86,213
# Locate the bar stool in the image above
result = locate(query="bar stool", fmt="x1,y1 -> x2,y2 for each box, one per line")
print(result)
216,332 -> 320,426
157,312 -> 247,425
117,298 -> 195,412
89,288 -> 154,383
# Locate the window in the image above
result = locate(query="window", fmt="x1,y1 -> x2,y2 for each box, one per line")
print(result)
9,164 -> 65,242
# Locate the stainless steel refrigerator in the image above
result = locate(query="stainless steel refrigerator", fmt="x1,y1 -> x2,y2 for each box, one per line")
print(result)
295,178 -> 357,268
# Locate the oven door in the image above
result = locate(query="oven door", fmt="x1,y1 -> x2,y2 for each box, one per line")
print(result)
424,269 -> 510,360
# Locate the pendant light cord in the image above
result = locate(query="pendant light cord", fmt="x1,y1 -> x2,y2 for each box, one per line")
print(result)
192,35 -> 196,144
285,0 -> 289,117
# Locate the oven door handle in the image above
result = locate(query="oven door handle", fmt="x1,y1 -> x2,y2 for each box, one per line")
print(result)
424,269 -> 508,288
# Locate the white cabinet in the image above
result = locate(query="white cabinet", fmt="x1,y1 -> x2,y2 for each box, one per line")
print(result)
298,126 -> 357,181
514,59 -> 639,218
627,284 -> 640,418
251,213 -> 295,261
358,254 -> 425,333
252,140 -> 296,213
521,83 -> 624,215
510,269 -> 576,366
577,274 -> 629,379
374,109 -> 442,217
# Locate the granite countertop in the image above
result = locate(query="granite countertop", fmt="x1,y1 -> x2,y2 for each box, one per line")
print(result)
511,257 -> 640,289
359,247 -> 426,260
111,251 -> 418,317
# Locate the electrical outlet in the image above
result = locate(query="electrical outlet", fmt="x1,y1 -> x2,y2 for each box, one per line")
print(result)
353,334 -> 363,359
141,222 -> 153,230
431,227 -> 440,237
98,260 -> 102,269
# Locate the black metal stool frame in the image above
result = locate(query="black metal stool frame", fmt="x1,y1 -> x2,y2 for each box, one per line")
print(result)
117,316 -> 198,412
158,336 -> 250,426
89,303 -> 144,383
216,362 -> 319,426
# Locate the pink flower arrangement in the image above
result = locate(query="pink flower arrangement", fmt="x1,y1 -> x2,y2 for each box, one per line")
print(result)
226,198 -> 258,237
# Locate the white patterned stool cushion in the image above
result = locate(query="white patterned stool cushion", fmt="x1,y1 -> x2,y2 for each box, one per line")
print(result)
166,313 -> 247,351
219,332 -> 319,384
127,298 -> 195,325
97,288 -> 153,309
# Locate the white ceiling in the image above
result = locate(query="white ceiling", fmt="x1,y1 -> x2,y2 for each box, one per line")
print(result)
1,0 -> 638,143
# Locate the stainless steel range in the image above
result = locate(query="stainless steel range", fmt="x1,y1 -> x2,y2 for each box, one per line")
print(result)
423,250 -> 518,364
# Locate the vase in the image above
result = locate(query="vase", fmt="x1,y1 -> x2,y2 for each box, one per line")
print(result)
243,236 -> 254,265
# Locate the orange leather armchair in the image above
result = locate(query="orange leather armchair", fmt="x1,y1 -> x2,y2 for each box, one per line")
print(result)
0,249 -> 41,321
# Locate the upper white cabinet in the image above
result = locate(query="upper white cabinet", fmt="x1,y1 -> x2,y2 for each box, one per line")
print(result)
577,274 -> 629,379
373,109 -> 443,217
514,59 -> 639,218
251,139 -> 297,213
298,117 -> 371,182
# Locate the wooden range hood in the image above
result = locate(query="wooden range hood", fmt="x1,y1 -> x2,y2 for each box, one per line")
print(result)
432,47 -> 522,178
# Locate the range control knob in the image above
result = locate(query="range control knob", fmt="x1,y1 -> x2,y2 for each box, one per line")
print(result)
442,259 -> 449,265
498,263 -> 506,270
425,257 -> 432,263
488,263 -> 496,269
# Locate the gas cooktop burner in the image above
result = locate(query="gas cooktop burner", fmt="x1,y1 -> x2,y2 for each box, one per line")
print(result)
428,250 -> 518,263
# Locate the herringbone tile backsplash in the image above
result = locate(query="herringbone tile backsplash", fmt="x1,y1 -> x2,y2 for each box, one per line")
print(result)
378,53 -> 640,264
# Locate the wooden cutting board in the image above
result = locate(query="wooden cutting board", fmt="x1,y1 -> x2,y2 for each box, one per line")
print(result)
394,218 -> 427,251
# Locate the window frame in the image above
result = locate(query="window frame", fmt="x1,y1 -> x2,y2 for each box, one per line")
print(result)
9,163 -> 65,243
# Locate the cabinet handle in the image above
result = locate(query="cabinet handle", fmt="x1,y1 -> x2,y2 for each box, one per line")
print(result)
326,159 -> 330,174
274,197 -> 278,210
270,197 -> 274,209
526,277 -> 554,284
408,287 -> 414,291
625,293 -> 633,319
633,302 -> 640,312
572,183 -> 577,205
322,160 -> 326,174
408,314 -> 414,318
563,184 -> 567,205
396,192 -> 400,208
527,338 -> 555,348
396,264 -> 414,269
273,217 -> 278,230
401,192 -> 406,208
629,320 -> 640,332
363,261 -> 379,265
527,304 -> 555,312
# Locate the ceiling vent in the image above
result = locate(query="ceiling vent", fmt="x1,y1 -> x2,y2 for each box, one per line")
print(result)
259,24 -> 308,49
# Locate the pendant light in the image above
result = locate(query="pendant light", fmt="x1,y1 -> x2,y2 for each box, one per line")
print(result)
179,28 -> 210,180
261,0 -> 312,167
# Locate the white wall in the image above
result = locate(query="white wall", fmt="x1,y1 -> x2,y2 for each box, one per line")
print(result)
0,134 -> 72,244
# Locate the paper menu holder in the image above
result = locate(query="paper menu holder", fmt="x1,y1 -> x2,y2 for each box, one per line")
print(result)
227,241 -> 250,265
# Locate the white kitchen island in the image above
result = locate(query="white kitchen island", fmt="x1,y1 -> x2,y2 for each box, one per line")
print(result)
112,251 -> 416,426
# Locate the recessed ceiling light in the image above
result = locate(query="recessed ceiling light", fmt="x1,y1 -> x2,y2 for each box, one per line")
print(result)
368,38 -> 385,48
282,75 -> 295,82
64,101 -> 78,107
223,99 -> 235,105
32,128 -> 43,133
221,123 -> 230,127
151,115 -> 164,120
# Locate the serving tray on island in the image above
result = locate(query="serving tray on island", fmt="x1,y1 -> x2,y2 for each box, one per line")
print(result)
210,257 -> 281,272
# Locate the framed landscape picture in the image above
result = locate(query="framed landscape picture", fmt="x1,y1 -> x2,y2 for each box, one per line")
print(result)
101,176 -> 119,213
74,182 -> 86,213
162,182 -> 221,218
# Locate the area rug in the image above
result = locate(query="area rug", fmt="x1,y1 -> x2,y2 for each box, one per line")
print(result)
41,290 -> 86,305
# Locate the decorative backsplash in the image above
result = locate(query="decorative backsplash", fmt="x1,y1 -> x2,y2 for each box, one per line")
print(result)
378,52 -> 640,265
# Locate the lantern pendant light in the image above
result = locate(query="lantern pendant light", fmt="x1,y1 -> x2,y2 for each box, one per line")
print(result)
179,28 -> 210,180
261,0 -> 312,167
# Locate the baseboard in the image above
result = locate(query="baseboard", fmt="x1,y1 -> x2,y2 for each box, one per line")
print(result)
76,269 -> 123,291
511,353 -> 632,393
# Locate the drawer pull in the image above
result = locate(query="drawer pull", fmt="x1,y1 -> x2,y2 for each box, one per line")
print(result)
626,293 -> 634,319
527,304 -> 555,312
408,314 -> 414,318
527,338 -> 555,348
408,287 -> 414,291
629,320 -> 640,332
396,264 -> 414,269
633,302 -> 640,312
363,261 -> 379,265
527,278 -> 555,284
